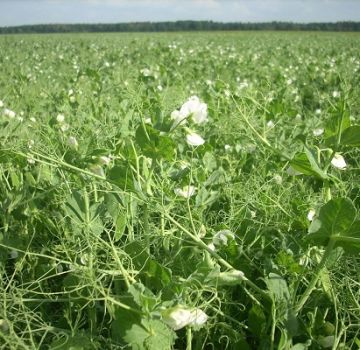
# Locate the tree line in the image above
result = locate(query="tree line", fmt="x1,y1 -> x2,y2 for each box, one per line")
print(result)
1,21 -> 360,34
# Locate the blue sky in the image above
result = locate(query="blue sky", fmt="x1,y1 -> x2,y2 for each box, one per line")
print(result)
0,0 -> 359,27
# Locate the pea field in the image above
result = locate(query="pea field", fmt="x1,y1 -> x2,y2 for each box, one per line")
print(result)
0,31 -> 360,349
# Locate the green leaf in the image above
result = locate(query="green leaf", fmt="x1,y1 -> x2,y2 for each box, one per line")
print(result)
290,151 -> 327,180
124,241 -> 171,288
307,198 -> 356,246
64,191 -> 104,235
334,220 -> 360,254
266,273 -> 290,303
340,126 -> 360,147
248,304 -> 266,336
128,282 -> 158,312
195,187 -> 219,208
203,151 -> 217,172
324,110 -> 350,140
111,296 -> 142,343
108,162 -> 135,192
303,147 -> 328,180
64,191 -> 87,223
115,213 -> 127,241
204,168 -> 227,186
123,319 -> 176,350
136,124 -> 175,161
50,334 -> 97,350
143,259 -> 172,289
104,192 -> 123,220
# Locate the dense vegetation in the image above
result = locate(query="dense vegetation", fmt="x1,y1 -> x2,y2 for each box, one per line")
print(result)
0,32 -> 360,349
0,21 -> 360,34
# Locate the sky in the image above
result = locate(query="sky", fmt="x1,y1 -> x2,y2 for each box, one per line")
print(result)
0,0 -> 359,27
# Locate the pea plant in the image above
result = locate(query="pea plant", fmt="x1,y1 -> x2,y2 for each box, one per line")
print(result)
0,32 -> 360,349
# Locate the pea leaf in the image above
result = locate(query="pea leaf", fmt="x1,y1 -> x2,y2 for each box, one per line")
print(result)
123,319 -> 176,350
324,110 -> 350,140
108,162 -> 135,192
50,334 -> 97,350
307,198 -> 357,246
136,124 -> 175,161
334,220 -> 360,254
340,126 -> 360,147
128,282 -> 158,312
266,273 -> 290,303
290,151 -> 327,180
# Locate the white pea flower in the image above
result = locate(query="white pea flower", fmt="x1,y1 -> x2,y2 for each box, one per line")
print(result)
213,230 -> 235,246
0,100 -> 3,107
307,209 -> 316,221
60,124 -> 70,132
295,114 -> 302,122
239,81 -> 249,90
171,96 -> 209,128
140,68 -> 151,77
28,139 -> 35,149
315,109 -> 321,115
144,117 -> 152,125
207,242 -> 216,251
313,128 -> 324,137
174,185 -> 196,198
179,96 -> 208,125
224,144 -> 232,152
186,132 -> 205,146
162,306 -> 208,331
68,89 -> 74,96
98,156 -> 111,166
68,136 -> 78,150
4,108 -> 16,119
273,174 -> 283,185
331,153 -> 347,169
189,309 -> 208,328
267,120 -> 275,128
69,96 -> 76,103
56,114 -> 65,123
27,156 -> 36,164
170,110 -> 187,128
157,85 -> 163,91
162,307 -> 193,330
30,117 -> 37,123
332,91 -> 340,98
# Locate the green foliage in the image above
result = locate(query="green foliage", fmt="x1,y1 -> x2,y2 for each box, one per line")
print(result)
307,198 -> 360,253
341,125 -> 360,146
0,31 -> 359,350
123,319 -> 176,350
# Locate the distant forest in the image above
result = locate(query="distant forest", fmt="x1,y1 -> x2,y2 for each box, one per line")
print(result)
1,21 -> 360,34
